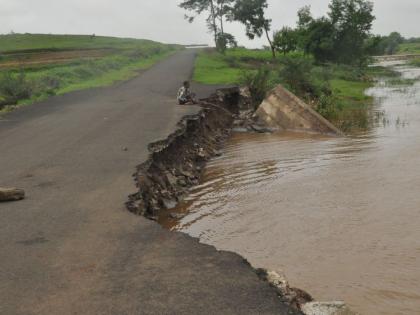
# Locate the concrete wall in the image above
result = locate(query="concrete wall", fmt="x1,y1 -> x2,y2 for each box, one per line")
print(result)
255,85 -> 342,135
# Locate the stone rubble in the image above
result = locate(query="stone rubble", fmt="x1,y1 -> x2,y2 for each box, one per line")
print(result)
301,302 -> 358,315
258,269 -> 357,315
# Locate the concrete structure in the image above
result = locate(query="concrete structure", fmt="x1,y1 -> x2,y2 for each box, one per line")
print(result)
255,85 -> 342,135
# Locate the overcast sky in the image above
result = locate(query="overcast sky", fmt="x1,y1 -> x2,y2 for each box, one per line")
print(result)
1,0 -> 419,47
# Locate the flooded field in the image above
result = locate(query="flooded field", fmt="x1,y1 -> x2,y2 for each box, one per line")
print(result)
159,63 -> 420,315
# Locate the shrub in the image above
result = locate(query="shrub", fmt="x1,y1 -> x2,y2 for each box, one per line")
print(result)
0,71 -> 33,104
240,67 -> 272,109
278,56 -> 318,99
40,75 -> 61,95
316,94 -> 339,121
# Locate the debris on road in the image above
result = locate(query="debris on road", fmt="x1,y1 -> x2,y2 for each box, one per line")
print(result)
0,187 -> 25,202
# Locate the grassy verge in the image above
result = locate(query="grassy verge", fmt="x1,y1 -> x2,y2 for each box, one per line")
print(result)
397,43 -> 420,55
193,48 -> 396,131
0,34 -> 181,113
194,48 -> 303,85
193,52 -> 243,84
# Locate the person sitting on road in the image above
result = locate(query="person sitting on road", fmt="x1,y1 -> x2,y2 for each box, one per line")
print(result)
177,81 -> 196,105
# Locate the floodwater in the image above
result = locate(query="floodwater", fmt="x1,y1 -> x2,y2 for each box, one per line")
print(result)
159,62 -> 420,315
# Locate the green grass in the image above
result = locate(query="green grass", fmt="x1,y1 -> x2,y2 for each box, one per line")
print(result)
0,34 -> 174,53
398,43 -> 420,55
223,48 -> 274,62
193,48 -> 382,131
0,34 -> 181,112
193,51 -> 243,84
193,48 -> 305,85
194,48 -> 372,103
330,79 -> 371,103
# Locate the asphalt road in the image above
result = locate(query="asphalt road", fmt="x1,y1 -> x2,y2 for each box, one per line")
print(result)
0,50 -> 301,315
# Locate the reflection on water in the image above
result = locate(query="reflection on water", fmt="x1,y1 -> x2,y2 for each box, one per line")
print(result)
159,63 -> 420,315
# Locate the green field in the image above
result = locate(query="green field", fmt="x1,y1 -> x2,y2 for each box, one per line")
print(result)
398,42 -> 420,54
193,48 -> 304,84
0,34 -> 181,112
193,48 -> 385,131
0,34 -> 171,53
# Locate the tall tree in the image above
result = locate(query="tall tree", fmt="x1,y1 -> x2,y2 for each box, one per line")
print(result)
273,27 -> 298,55
230,0 -> 276,57
303,17 -> 336,63
179,0 -> 235,52
297,5 -> 313,29
179,0 -> 219,47
295,5 -> 314,53
328,0 -> 375,64
215,0 -> 234,36
385,32 -> 404,55
296,0 -> 375,64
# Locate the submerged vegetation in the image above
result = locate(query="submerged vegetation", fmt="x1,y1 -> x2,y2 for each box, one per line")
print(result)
0,34 -> 180,112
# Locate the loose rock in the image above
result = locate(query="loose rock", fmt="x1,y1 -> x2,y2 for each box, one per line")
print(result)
169,212 -> 186,220
257,269 -> 313,310
301,301 -> 357,315
0,187 -> 25,202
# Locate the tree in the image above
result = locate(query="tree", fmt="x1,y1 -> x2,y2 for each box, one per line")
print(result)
297,5 -> 313,29
179,0 -> 235,53
303,18 -> 336,63
364,35 -> 386,56
365,32 -> 405,56
229,0 -> 276,58
296,0 -> 375,64
385,32 -> 404,55
179,0 -> 220,49
215,0 -> 235,36
295,6 -> 314,53
328,0 -> 375,64
216,32 -> 238,53
273,27 -> 298,55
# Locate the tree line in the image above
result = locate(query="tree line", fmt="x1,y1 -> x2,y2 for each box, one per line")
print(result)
180,0 -> 411,65
179,0 -> 275,56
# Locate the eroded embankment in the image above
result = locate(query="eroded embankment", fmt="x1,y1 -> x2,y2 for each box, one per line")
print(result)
125,87 -> 326,313
126,88 -> 239,220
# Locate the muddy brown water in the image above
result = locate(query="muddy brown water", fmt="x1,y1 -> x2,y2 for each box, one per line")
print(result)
159,62 -> 420,315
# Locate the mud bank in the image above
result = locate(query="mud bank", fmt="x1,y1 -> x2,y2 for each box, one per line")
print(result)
126,88 -> 238,220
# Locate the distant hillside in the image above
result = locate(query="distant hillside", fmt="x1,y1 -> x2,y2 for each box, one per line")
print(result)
0,33 -> 179,53
0,34 -> 182,111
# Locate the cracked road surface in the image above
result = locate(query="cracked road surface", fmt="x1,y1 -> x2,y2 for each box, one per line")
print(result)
0,50 -> 301,315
